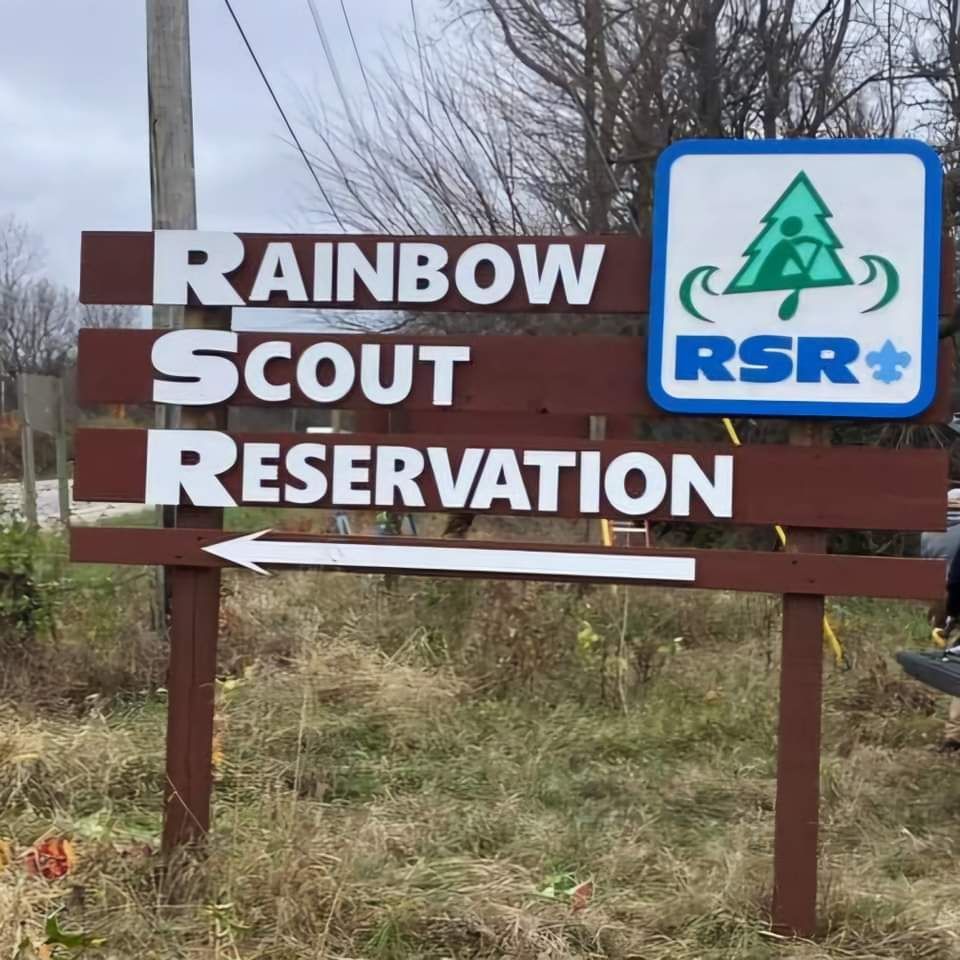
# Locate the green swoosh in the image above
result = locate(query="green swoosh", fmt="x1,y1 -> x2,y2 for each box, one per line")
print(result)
679,265 -> 720,322
859,255 -> 899,313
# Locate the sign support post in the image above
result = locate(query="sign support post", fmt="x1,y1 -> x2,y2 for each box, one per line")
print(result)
16,374 -> 37,529
772,423 -> 828,937
54,377 -> 70,525
161,308 -> 229,854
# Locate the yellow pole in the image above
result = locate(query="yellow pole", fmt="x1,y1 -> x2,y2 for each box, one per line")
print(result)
722,417 -> 845,668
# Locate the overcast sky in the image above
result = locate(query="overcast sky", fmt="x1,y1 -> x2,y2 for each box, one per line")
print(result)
0,0 -> 439,294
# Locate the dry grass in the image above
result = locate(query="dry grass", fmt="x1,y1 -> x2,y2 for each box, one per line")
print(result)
1,570 -> 959,958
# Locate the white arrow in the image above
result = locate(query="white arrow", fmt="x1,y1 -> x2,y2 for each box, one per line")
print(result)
202,530 -> 697,582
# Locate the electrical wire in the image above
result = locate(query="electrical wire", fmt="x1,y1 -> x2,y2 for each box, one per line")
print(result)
305,0 -> 360,135
409,0 -> 434,128
221,0 -> 345,230
338,0 -> 384,131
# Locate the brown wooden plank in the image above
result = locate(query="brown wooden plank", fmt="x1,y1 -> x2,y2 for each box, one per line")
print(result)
77,328 -> 650,414
80,233 -> 154,307
79,231 -> 648,313
75,329 -> 955,423
72,427 -> 947,530
69,527 -> 944,599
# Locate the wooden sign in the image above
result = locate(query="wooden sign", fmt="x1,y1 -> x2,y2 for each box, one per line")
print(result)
73,149 -> 953,942
79,231 -> 648,313
73,426 -> 944,530
71,528 -> 943,599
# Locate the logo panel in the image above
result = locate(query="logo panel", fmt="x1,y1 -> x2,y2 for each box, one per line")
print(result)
648,140 -> 942,418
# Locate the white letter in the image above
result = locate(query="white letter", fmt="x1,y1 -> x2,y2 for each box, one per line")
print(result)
604,453 -> 667,516
297,342 -> 355,403
245,340 -> 291,402
332,445 -> 372,506
670,454 -> 733,518
375,446 -> 426,507
455,243 -> 515,305
579,451 -> 601,513
242,442 -> 280,503
145,429 -> 237,507
154,231 -> 245,306
518,243 -> 605,305
418,345 -> 471,406
152,329 -> 239,405
397,243 -> 449,302
313,242 -> 333,301
427,448 -> 484,507
360,344 -> 414,405
336,242 -> 394,301
523,450 -> 577,512
470,449 -> 531,511
285,443 -> 328,504
249,242 -> 308,302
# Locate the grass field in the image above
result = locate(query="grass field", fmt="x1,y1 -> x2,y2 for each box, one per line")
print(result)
2,550 -> 960,959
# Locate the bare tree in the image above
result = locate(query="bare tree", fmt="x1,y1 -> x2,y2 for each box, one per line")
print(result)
2,279 -> 76,376
0,215 -> 42,294
0,215 -> 137,378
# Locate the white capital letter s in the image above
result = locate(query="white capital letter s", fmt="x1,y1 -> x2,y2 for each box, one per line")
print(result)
151,329 -> 239,405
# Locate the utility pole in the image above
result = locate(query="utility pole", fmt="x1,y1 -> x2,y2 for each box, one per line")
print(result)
147,0 -> 229,853
147,0 -> 193,626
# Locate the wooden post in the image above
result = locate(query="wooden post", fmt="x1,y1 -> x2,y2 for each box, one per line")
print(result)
17,375 -> 37,529
160,303 -> 229,854
54,377 -> 70,526
147,0 -> 225,853
772,423 -> 828,937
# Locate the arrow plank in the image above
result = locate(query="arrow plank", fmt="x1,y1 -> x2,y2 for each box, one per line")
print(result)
201,530 -> 698,580
68,528 -> 945,599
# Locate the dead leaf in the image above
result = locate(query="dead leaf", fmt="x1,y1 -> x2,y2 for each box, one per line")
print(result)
23,838 -> 76,880
0,839 -> 13,869
13,938 -> 51,960
570,879 -> 594,912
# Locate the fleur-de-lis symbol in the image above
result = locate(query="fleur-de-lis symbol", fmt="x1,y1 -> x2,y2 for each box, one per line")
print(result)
866,340 -> 911,384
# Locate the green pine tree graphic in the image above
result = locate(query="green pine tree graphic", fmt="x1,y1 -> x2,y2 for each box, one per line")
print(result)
725,171 -> 853,320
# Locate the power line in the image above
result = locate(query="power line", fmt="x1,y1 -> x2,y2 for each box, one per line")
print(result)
221,0 -> 345,230
409,0 -> 434,128
305,0 -> 360,135
338,0 -> 384,131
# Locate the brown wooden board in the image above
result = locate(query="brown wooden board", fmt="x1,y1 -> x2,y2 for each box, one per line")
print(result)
76,329 -> 955,423
72,427 -> 947,530
69,527 -> 944,599
79,232 -> 648,313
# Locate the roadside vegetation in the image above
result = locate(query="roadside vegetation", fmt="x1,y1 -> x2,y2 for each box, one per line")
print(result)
0,516 -> 958,959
